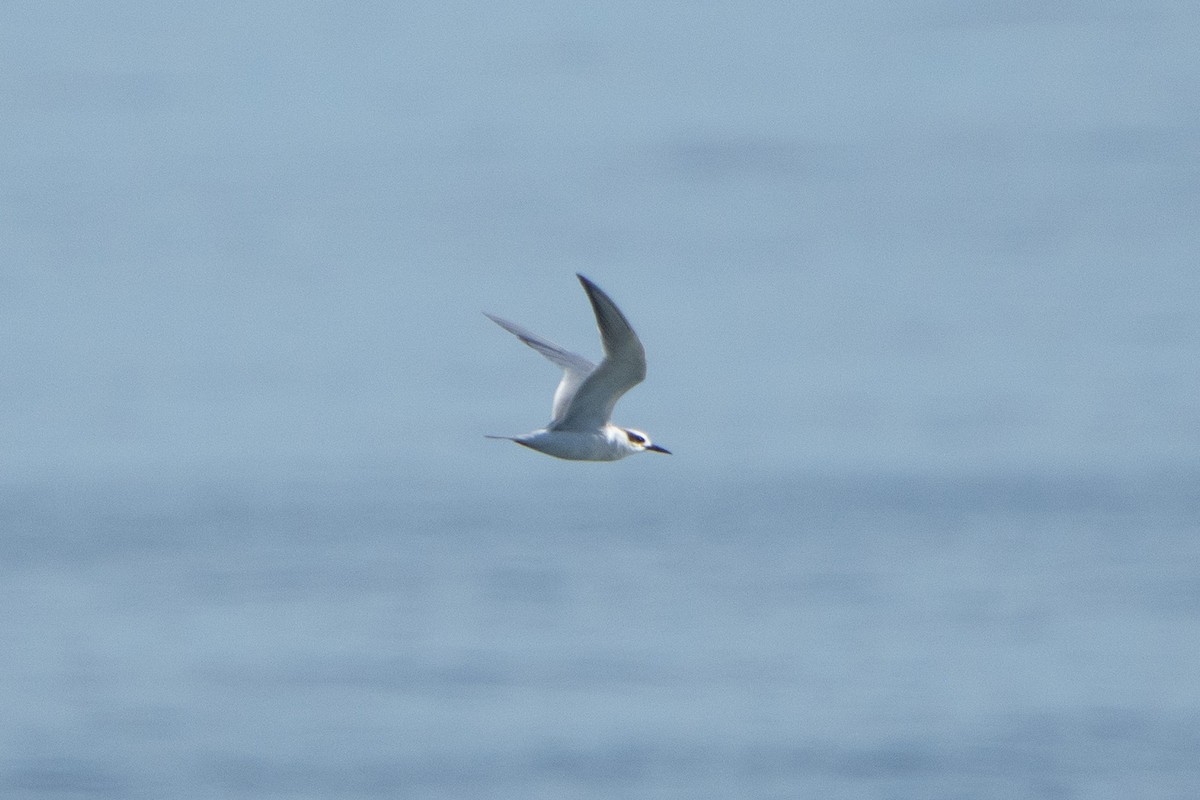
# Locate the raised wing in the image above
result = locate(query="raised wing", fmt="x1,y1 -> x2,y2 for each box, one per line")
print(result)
485,313 -> 597,424
551,275 -> 647,432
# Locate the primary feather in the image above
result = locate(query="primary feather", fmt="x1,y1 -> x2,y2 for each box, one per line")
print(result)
550,275 -> 647,431
482,313 -> 596,425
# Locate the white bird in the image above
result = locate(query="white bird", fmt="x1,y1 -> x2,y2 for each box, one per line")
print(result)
485,274 -> 670,461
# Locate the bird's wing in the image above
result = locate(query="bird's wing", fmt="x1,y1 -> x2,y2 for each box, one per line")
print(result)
550,275 -> 647,432
484,313 -> 597,424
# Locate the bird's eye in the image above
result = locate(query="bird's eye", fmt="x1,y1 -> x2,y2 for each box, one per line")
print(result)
626,431 -> 646,444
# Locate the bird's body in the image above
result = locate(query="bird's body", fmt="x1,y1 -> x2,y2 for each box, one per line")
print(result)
485,275 -> 669,461
488,427 -> 642,461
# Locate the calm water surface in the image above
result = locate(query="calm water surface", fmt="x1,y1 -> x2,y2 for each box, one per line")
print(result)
3,2 -> 1199,797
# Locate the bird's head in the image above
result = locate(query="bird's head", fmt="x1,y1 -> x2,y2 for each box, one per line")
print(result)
622,428 -> 671,455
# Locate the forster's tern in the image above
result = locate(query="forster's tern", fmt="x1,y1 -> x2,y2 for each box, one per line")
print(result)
485,274 -> 670,461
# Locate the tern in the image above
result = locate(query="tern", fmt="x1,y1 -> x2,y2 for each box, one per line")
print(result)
485,274 -> 670,461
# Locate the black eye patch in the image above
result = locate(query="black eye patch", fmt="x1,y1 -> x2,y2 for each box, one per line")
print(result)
625,430 -> 646,444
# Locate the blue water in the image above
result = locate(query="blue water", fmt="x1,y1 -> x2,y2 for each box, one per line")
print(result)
3,2 -> 1199,797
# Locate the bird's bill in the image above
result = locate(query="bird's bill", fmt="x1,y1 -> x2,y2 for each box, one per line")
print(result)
646,444 -> 671,454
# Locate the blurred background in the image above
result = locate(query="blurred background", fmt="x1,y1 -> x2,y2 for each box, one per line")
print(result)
2,2 -> 1198,797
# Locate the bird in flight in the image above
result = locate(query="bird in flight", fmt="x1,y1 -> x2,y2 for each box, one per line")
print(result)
485,274 -> 670,461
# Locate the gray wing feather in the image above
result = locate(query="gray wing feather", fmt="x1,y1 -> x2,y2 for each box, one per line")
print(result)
550,275 -> 647,431
485,313 -> 596,424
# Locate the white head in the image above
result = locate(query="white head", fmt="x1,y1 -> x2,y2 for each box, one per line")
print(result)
619,427 -> 671,455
